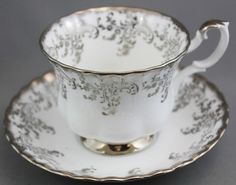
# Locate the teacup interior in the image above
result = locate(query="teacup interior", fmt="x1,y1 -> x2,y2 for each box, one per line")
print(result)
41,7 -> 189,72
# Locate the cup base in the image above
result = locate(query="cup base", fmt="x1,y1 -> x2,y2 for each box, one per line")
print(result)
80,134 -> 156,155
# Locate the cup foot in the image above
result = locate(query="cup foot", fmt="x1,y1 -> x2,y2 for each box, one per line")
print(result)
80,134 -> 156,155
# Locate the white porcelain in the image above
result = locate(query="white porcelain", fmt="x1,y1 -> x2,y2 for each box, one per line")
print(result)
40,7 -> 229,144
5,71 -> 229,181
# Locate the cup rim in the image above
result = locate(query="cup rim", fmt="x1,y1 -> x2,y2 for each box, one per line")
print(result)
39,6 -> 191,75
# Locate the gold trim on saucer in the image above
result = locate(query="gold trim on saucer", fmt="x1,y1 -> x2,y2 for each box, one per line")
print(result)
4,71 -> 229,182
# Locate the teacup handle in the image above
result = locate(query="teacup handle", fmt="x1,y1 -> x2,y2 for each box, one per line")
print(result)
172,20 -> 229,94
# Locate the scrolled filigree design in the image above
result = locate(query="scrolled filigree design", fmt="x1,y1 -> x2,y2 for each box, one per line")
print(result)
169,76 -> 225,162
8,80 -> 64,167
55,64 -> 174,115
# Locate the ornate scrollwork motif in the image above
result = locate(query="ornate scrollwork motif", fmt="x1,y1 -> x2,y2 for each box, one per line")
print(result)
55,64 -> 173,115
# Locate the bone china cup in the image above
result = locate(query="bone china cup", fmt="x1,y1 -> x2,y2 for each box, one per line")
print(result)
40,7 -> 229,155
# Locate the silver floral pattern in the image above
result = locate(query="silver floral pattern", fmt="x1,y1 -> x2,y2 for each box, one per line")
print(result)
54,63 -> 174,115
44,20 -> 99,65
72,166 -> 97,176
7,78 -> 64,167
169,76 -> 226,162
169,131 -> 214,162
96,11 -> 154,56
142,65 -> 174,102
128,168 -> 142,175
42,9 -> 186,65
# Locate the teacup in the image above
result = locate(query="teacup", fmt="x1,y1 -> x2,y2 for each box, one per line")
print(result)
40,7 -> 229,155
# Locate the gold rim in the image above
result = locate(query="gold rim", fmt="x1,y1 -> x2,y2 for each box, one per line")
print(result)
4,71 -> 229,182
39,6 -> 191,75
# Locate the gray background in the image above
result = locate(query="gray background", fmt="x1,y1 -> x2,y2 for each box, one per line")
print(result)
0,0 -> 235,184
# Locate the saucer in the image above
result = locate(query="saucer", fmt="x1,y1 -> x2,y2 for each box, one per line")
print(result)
4,71 -> 229,182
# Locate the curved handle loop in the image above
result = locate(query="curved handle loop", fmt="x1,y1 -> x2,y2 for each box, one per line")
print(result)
172,20 -> 229,94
